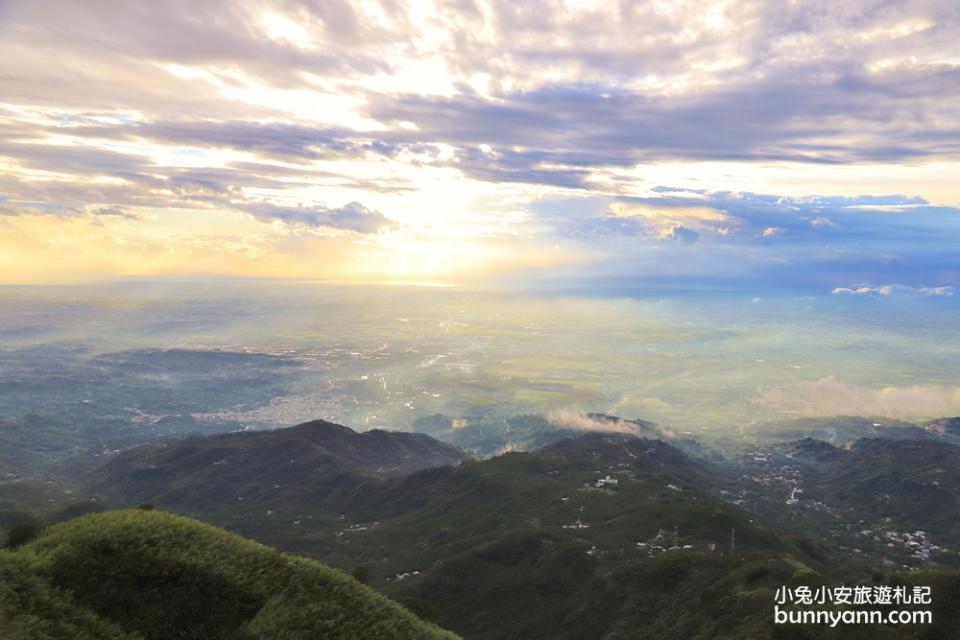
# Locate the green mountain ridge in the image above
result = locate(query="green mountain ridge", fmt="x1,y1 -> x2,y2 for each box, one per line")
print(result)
85,419 -> 469,513
788,438 -> 960,544
725,436 -> 960,574
743,416 -> 960,448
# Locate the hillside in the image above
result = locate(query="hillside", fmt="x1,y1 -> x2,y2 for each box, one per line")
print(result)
925,416 -> 960,438
798,438 -> 960,544
338,435 -> 834,639
729,437 -> 960,569
233,432 -> 960,639
82,431 -> 856,638
743,416 -> 957,447
0,509 -> 457,640
14,424 -> 960,639
86,419 -> 468,512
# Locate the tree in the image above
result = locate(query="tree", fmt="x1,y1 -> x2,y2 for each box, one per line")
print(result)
350,565 -> 370,585
5,522 -> 40,548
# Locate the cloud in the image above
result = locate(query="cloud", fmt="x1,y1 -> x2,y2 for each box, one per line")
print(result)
0,201 -> 86,218
240,201 -> 397,233
93,120 -> 373,163
832,284 -> 954,297
0,141 -> 156,179
85,206 -> 141,220
611,203 -> 727,220
511,185 -> 960,294
371,52 -> 960,168
810,216 -> 838,228
3,0 -> 958,185
546,408 -> 649,435
661,225 -> 700,244
758,376 -> 960,419
1,0 -> 959,285
605,190 -> 956,245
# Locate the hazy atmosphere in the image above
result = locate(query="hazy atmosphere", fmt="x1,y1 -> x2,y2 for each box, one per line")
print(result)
3,282 -> 959,432
2,3 -> 960,639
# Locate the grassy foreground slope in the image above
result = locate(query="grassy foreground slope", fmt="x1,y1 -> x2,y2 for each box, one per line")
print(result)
0,510 -> 458,640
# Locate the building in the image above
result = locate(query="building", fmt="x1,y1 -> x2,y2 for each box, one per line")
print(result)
595,475 -> 619,488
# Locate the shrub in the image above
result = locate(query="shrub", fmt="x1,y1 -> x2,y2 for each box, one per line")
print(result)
5,522 -> 39,548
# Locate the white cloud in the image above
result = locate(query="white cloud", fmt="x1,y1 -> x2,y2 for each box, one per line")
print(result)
758,376 -> 960,419
546,408 -> 646,434
832,284 -> 954,297
809,216 -> 838,228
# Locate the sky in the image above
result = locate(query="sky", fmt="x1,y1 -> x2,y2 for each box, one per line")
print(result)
0,0 -> 958,293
